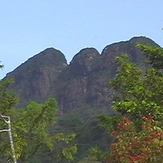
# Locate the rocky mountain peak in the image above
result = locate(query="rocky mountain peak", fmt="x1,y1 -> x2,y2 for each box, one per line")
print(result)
102,36 -> 159,57
100,36 -> 160,77
71,48 -> 100,62
129,36 -> 159,46
69,48 -> 100,76
8,48 -> 68,106
5,36 -> 160,112
27,47 -> 67,67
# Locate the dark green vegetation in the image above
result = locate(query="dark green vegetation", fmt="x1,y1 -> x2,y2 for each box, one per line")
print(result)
0,75 -> 77,162
99,45 -> 163,162
1,36 -> 162,162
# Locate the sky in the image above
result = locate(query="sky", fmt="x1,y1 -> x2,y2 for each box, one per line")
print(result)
0,0 -> 163,79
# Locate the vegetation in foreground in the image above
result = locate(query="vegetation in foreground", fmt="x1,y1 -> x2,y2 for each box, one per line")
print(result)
97,44 -> 163,162
0,44 -> 163,163
0,68 -> 77,163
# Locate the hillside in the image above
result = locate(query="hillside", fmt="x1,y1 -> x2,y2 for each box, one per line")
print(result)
6,36 -> 159,113
3,36 -> 161,162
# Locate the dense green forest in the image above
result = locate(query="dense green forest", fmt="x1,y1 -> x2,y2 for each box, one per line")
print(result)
0,44 -> 163,163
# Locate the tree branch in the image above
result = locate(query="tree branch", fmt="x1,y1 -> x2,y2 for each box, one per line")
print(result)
0,129 -> 9,132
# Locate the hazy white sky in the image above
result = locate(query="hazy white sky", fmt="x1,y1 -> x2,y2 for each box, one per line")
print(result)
0,0 -> 163,78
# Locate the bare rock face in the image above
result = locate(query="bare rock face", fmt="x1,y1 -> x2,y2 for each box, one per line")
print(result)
55,48 -> 101,112
101,36 -> 159,77
70,48 -> 101,76
7,48 -> 67,106
6,37 -> 160,112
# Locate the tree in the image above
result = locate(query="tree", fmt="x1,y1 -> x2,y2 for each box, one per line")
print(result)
13,98 -> 58,162
137,44 -> 163,69
0,64 -> 18,162
0,64 -> 77,162
0,114 -> 17,163
100,45 -> 163,162
110,54 -> 163,121
109,116 -> 163,163
14,99 -> 77,163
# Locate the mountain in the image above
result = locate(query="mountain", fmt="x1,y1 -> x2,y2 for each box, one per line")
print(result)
6,36 -> 159,112
7,48 -> 67,106
3,36 -> 160,162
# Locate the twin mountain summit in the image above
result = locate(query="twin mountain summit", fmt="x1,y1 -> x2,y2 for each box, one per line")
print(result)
5,36 -> 159,113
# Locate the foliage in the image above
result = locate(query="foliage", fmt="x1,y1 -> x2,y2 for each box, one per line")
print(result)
109,45 -> 163,163
99,45 -> 163,162
0,65 -> 77,162
0,65 -> 19,162
108,116 -> 163,163
78,158 -> 102,163
137,44 -> 163,69
54,105 -> 113,162
89,147 -> 109,163
13,98 -> 58,162
110,54 -> 163,121
53,132 -> 77,162
0,78 -> 18,115
0,64 -> 3,70
98,115 -> 122,132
